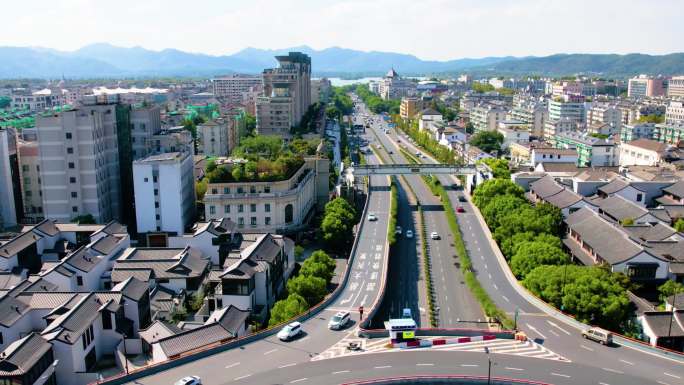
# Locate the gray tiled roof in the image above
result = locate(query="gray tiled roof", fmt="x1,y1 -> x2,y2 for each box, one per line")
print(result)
157,323 -> 234,358
101,221 -> 127,235
32,219 -> 59,237
16,292 -> 78,310
110,269 -> 152,283
597,195 -> 648,222
0,333 -> 52,376
565,208 -> 645,265
112,277 -> 149,301
0,232 -> 41,259
663,180 -> 684,198
529,175 -> 564,199
641,310 -> 684,337
598,178 -> 643,194
623,223 -> 677,242
214,305 -> 249,335
62,247 -> 103,273
113,247 -> 209,281
42,294 -> 106,344
0,294 -> 30,327
90,234 -> 125,255
543,189 -> 583,209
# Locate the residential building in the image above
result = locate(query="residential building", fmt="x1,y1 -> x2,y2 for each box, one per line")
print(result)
543,118 -> 577,139
212,75 -> 262,103
639,310 -> 684,351
0,130 -> 17,229
0,333 -> 57,385
151,127 -> 194,154
668,76 -> 684,99
418,108 -> 443,132
203,157 -> 329,232
586,104 -> 622,134
527,175 -> 596,217
17,138 -> 43,223
311,78 -> 331,104
628,75 -> 667,98
129,105 -> 162,160
619,139 -> 670,166
508,95 -> 547,137
553,131 -> 617,167
471,104 -> 507,132
548,94 -> 586,128
377,68 -> 415,100
133,151 -> 195,235
197,119 -> 231,157
168,218 -> 242,266
659,180 -> 684,205
497,120 -> 529,150
35,102 -> 122,223
400,97 -> 424,120
653,123 -> 684,145
620,123 -> 656,142
11,88 -> 63,112
530,147 -> 578,167
256,52 -> 312,136
665,101 -> 684,126
548,81 -> 584,97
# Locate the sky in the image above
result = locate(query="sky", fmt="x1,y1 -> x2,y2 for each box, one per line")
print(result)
1,0 -> 681,60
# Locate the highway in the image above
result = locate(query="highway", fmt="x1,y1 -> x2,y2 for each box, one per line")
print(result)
364,103 -> 684,385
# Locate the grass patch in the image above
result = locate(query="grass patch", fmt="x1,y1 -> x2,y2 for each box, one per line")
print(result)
418,204 -> 438,327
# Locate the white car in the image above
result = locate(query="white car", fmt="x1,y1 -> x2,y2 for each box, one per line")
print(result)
175,376 -> 201,385
277,322 -> 303,341
328,311 -> 351,330
367,213 -> 378,221
405,230 -> 414,238
395,226 -> 402,235
430,232 -> 440,240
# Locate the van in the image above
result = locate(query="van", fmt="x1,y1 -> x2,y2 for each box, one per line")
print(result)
582,327 -> 613,345
402,308 -> 412,319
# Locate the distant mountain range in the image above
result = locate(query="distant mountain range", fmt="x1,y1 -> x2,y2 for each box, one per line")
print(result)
0,43 -> 682,79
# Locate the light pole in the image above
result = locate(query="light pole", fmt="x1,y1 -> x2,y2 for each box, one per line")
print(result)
484,346 -> 491,385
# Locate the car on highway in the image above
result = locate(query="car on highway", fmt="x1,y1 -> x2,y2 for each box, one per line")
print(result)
405,230 -> 414,238
367,213 -> 378,221
430,232 -> 440,240
415,151 -> 421,157
402,308 -> 412,319
458,195 -> 467,202
328,311 -> 351,330
277,322 -> 303,341
175,376 -> 202,385
388,150 -> 393,154
582,327 -> 613,345
456,206 -> 465,213
395,226 -> 402,235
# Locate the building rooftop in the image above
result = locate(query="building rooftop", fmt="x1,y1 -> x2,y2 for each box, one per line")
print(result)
0,333 -> 52,376
625,138 -> 669,153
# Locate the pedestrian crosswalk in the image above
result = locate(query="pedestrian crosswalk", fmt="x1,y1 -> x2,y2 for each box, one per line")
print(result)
313,336 -> 569,362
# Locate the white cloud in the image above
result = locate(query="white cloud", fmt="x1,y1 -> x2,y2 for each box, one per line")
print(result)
0,0 -> 680,59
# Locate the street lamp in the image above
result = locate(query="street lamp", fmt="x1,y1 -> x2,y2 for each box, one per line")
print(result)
484,346 -> 492,385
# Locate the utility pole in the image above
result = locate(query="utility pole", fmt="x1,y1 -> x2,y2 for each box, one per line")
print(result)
484,346 -> 492,385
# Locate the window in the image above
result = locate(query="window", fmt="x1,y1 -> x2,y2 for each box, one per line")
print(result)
21,165 -> 29,172
211,188 -> 218,194
636,193 -> 643,202
265,217 -> 271,226
265,203 -> 271,213
154,202 -> 159,209
23,177 -> 30,185
0,332 -> 2,345
154,189 -> 158,196
102,312 -> 112,329
155,214 -> 160,220
72,206 -> 78,213
68,162 -> 75,169
223,187 -> 230,194
285,204 -> 294,223
71,192 -> 78,198
250,186 -> 256,193
67,147 -> 73,154
76,276 -> 83,286
264,186 -> 271,193
70,177 -> 76,183
153,176 -> 157,183
251,217 -> 257,226
250,204 -> 256,212
238,204 -> 244,213
144,177 -> 148,182
224,205 -> 230,213
237,187 -> 244,194
209,205 -> 216,214
25,190 -> 32,197
66,132 -> 72,139
238,217 -> 244,227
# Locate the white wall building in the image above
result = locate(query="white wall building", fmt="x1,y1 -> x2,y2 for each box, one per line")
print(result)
0,129 -> 17,229
133,151 -> 195,235
619,139 -> 669,167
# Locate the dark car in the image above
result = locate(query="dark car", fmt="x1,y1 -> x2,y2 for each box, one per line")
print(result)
458,195 -> 467,202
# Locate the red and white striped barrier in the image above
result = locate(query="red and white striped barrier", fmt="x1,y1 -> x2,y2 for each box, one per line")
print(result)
392,334 -> 497,349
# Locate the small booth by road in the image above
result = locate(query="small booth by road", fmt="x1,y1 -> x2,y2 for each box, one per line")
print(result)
385,318 -> 417,344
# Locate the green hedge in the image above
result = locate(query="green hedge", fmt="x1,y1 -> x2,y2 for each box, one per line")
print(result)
418,204 -> 438,327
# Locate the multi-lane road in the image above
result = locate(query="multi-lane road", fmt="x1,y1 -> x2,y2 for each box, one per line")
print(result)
124,97 -> 682,385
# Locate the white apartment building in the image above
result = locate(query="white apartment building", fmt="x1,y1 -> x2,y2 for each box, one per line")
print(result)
17,139 -> 43,223
471,104 -> 508,132
133,151 -> 195,235
497,121 -> 529,150
508,95 -> 547,138
0,130 -> 17,229
418,109 -> 443,132
628,75 -> 667,98
548,95 -> 586,127
11,89 -> 63,111
35,102 -> 121,223
197,120 -> 231,157
619,139 -> 669,167
586,104 -> 622,134
212,75 -> 263,103
130,105 -> 162,160
203,158 -> 329,232
668,76 -> 684,99
378,68 -> 416,100
665,101 -> 684,126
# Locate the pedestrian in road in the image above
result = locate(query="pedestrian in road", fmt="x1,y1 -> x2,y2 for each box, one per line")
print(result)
359,306 -> 364,321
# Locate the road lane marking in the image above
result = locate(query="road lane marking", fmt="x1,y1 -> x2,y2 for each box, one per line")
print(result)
332,370 -> 350,374
488,273 -> 492,279
501,295 -> 510,303
657,382 -> 671,385
599,382 -> 610,385
374,365 -> 392,369
416,363 -> 434,366
619,359 -> 634,366
279,363 -> 297,368
525,323 -> 547,339
461,364 -> 478,367
290,378 -> 308,383
549,329 -> 559,337
551,373 -> 571,378
505,367 -> 524,371
493,284 -> 498,290
664,373 -> 681,379
234,374 -> 251,381
546,320 -> 571,335
602,368 -> 623,374
264,348 -> 278,355
225,362 -> 240,369
580,345 -> 594,351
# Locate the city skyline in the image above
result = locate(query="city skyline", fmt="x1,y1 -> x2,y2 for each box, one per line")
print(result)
1,0 -> 682,61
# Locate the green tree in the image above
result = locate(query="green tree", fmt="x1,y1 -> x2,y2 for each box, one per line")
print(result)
472,82 -> 495,93
480,158 -> 510,179
510,241 -> 570,278
268,293 -> 309,327
300,250 -> 337,283
195,179 -> 208,201
0,96 -> 10,109
469,131 -> 504,154
533,203 -> 564,236
325,197 -> 356,225
658,280 -> 684,303
244,114 -> 257,137
499,232 -> 562,259
321,214 -> 352,248
674,218 -> 684,232
637,114 -> 664,124
472,178 -> 525,208
481,194 -> 527,229
523,265 -> 631,330
286,275 -> 327,305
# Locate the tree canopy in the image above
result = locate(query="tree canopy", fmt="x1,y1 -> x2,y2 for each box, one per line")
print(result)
510,241 -> 570,278
472,178 -> 524,208
268,293 -> 309,327
480,158 -> 510,179
286,274 -> 327,306
469,131 -> 504,154
300,250 -> 336,284
321,198 -> 357,250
